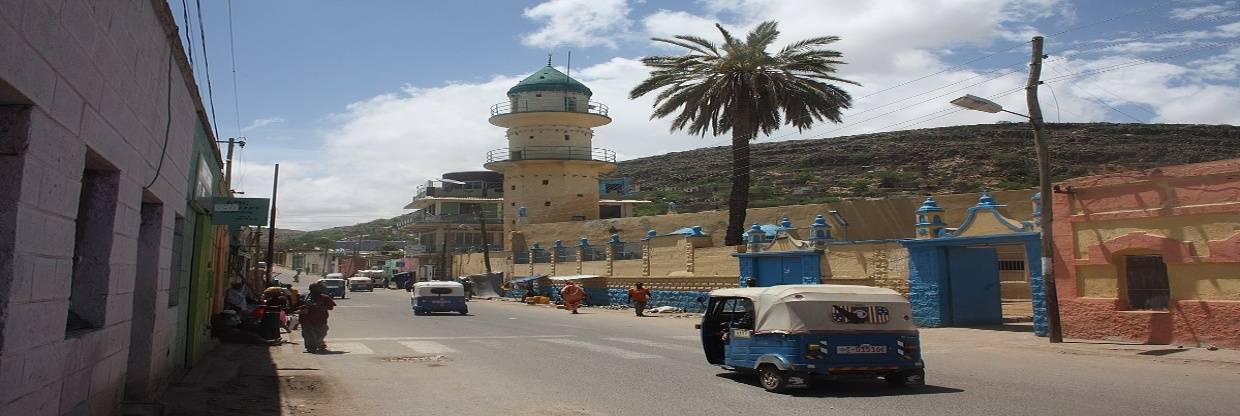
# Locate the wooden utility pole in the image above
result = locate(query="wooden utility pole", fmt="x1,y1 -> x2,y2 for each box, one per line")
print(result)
479,182 -> 494,276
1026,36 -> 1063,343
264,164 -> 279,284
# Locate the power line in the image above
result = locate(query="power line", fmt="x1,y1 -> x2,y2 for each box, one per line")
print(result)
227,0 -> 244,136
178,0 -> 195,69
1043,40 -> 1239,83
1045,61 -> 1144,123
195,0 -> 220,138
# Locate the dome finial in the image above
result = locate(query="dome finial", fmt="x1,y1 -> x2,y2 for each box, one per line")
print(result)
547,53 -> 553,67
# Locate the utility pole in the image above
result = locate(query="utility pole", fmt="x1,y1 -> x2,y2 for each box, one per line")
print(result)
1026,36 -> 1063,343
479,181 -> 494,276
439,236 -> 449,281
265,164 -> 279,284
215,137 -> 245,193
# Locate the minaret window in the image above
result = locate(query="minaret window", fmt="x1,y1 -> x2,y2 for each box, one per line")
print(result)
542,180 -> 549,185
544,201 -> 551,206
564,134 -> 570,141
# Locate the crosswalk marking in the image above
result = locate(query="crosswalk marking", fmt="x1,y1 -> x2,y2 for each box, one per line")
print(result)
468,339 -> 507,348
399,341 -> 458,354
538,338 -> 662,359
604,337 -> 695,352
329,342 -> 374,355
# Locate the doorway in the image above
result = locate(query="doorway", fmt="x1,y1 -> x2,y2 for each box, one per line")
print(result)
946,246 -> 1002,325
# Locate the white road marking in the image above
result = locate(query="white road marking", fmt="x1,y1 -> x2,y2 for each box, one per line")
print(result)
669,335 -> 700,341
539,338 -> 662,359
328,342 -> 374,354
604,337 -> 695,352
399,341 -> 458,354
468,339 -> 507,348
326,335 -> 572,342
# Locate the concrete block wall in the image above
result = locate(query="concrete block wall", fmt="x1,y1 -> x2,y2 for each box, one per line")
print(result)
0,1 -> 220,414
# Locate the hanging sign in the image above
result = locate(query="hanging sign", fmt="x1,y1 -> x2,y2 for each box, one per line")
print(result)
211,197 -> 269,226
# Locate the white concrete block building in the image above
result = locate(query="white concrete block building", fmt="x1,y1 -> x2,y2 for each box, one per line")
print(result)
0,1 -> 225,414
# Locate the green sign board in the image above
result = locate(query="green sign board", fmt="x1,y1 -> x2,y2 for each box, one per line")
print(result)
211,197 -> 270,226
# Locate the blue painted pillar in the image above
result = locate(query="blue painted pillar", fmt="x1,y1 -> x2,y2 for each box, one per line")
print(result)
906,245 -> 949,327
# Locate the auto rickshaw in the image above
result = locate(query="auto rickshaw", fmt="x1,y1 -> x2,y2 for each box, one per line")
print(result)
319,274 -> 347,299
409,281 -> 468,315
696,284 -> 925,392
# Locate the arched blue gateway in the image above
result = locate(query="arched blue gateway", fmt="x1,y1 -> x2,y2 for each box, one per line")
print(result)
900,192 -> 1049,336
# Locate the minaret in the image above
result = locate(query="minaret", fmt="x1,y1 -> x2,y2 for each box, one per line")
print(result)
485,62 -> 616,238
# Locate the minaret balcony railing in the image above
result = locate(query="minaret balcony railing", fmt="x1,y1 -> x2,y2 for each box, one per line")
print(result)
485,146 -> 616,164
490,100 -> 609,117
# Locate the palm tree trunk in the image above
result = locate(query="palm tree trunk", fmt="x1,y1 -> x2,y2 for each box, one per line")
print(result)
724,118 -> 752,246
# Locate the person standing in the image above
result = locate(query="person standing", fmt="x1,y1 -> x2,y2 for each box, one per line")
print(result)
628,283 -> 653,317
298,283 -> 336,353
560,281 -> 586,314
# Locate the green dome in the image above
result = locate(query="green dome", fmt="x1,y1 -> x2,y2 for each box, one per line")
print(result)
507,65 -> 592,96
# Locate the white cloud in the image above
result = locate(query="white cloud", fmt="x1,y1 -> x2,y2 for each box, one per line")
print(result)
242,116 -> 285,131
1171,2 -> 1239,21
521,0 -> 633,49
251,0 -> 1240,230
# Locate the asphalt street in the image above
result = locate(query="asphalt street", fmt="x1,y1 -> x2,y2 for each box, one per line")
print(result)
269,279 -> 1240,416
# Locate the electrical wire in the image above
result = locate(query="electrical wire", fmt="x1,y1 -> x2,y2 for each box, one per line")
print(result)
227,0 -> 243,137
179,0 -> 195,69
144,45 -> 175,190
1045,61 -> 1144,122
195,0 -> 221,139
1046,83 -> 1062,123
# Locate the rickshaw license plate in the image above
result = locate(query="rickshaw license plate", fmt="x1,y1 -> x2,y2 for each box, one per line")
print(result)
837,345 -> 888,354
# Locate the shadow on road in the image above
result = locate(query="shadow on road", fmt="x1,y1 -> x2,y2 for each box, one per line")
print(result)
159,344 -> 285,415
714,372 -> 964,397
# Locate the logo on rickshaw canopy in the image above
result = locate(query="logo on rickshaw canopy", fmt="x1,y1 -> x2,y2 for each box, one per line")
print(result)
831,305 -> 890,324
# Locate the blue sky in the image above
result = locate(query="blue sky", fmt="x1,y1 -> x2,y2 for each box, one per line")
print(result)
171,0 -> 1240,229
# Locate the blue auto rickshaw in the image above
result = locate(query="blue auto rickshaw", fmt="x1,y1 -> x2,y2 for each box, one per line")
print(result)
319,275 -> 347,299
697,284 -> 925,392
410,281 -> 468,315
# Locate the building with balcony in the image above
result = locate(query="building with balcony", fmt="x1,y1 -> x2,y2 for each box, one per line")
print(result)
485,63 -> 648,237
401,171 -> 505,278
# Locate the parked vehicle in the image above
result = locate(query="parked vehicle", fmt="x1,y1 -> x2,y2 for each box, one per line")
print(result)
410,281 -> 468,316
348,275 -> 374,292
318,274 -> 347,299
696,284 -> 925,392
361,270 -> 388,289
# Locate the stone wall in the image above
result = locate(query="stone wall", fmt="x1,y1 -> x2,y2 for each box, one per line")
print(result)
0,1 -> 224,414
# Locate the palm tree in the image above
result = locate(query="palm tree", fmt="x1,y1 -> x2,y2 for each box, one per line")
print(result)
631,21 -> 858,246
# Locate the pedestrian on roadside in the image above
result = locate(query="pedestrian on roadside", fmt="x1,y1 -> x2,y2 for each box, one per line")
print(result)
255,297 -> 285,343
224,281 -> 252,315
628,283 -> 653,317
561,281 -> 586,314
297,282 -> 336,353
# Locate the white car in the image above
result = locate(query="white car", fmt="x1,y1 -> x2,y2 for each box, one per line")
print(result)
348,275 -> 374,292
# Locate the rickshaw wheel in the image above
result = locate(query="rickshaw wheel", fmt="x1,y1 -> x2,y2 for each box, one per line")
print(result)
758,365 -> 788,393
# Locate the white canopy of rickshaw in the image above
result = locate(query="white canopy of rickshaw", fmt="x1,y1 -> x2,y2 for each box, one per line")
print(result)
410,281 -> 464,297
547,275 -> 601,281
708,285 -> 916,333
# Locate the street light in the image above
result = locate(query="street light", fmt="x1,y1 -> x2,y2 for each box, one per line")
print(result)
952,88 -> 1064,343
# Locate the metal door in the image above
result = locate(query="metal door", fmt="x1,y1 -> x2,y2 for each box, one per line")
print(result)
947,246 -> 1002,325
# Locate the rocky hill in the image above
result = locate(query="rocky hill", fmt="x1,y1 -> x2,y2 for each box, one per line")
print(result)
613,123 -> 1240,214
286,123 -> 1238,245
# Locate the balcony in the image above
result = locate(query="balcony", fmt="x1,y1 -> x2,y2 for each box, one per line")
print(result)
485,146 -> 616,164
490,100 -> 609,117
407,212 -> 502,225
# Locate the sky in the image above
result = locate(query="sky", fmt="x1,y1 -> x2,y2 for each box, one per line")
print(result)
171,0 -> 1240,230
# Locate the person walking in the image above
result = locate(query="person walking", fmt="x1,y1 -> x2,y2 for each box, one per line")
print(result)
560,281 -> 586,314
298,283 -> 336,353
628,283 -> 653,317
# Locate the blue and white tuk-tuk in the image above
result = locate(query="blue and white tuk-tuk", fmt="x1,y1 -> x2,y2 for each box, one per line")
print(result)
410,281 -> 469,315
697,284 -> 924,392
319,274 -> 347,299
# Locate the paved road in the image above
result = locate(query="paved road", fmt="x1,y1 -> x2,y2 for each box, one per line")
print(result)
270,282 -> 1239,416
